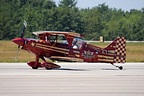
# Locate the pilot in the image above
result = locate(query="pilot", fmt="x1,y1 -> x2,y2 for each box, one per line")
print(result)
39,34 -> 46,43
73,38 -> 78,49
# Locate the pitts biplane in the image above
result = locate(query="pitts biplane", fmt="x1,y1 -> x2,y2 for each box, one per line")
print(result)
12,22 -> 126,70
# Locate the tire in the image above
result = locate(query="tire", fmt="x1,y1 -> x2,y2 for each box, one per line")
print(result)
32,67 -> 38,69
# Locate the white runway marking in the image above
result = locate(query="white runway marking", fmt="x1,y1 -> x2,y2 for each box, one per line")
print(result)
0,63 -> 144,96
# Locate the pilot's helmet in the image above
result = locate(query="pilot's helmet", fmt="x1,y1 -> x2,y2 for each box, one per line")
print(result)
39,34 -> 45,40
73,38 -> 78,44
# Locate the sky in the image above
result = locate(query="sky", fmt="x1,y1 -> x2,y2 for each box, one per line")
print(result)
53,0 -> 144,11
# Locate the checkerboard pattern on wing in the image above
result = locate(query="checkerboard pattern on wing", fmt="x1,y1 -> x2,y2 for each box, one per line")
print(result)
114,37 -> 126,63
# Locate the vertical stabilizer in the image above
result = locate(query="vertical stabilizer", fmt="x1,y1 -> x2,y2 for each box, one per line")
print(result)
105,37 -> 126,63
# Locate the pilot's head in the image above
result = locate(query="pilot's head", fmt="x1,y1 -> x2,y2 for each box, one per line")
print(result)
73,38 -> 78,44
39,34 -> 45,40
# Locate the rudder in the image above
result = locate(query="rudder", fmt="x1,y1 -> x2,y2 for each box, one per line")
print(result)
114,37 -> 126,63
105,37 -> 126,63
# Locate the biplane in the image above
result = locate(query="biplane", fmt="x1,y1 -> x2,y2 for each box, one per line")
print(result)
12,22 -> 126,70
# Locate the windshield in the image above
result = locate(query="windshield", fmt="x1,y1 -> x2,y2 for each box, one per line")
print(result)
73,37 -> 85,49
48,35 -> 68,44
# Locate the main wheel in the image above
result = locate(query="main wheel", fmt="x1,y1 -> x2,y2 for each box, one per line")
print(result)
42,62 -> 61,70
27,61 -> 41,69
32,67 -> 38,69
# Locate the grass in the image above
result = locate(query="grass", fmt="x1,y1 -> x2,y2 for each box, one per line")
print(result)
125,43 -> 144,62
0,40 -> 35,62
0,40 -> 144,62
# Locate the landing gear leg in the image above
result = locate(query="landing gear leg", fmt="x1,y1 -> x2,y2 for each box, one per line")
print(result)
32,55 -> 40,69
28,55 -> 61,70
111,63 -> 123,70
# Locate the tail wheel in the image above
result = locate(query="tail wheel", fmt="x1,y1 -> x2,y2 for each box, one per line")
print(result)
118,66 -> 123,70
111,63 -> 123,70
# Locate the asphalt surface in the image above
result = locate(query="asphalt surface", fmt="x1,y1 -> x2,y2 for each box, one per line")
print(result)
0,63 -> 144,96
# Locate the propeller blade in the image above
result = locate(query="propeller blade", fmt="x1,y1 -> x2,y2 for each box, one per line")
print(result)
15,45 -> 20,61
20,20 -> 27,38
23,20 -> 27,28
15,20 -> 27,61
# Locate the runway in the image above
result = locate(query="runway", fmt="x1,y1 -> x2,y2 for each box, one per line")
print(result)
0,63 -> 144,96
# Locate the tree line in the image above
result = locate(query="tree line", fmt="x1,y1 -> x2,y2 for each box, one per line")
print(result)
0,0 -> 144,41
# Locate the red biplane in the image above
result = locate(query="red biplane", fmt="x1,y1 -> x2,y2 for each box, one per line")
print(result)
12,22 -> 126,70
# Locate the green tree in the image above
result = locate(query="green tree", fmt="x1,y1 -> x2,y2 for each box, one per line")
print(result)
80,7 -> 104,40
59,0 -> 77,8
0,0 -> 144,41
55,7 -> 84,33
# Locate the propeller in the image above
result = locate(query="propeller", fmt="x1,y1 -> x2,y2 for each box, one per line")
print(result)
15,20 -> 27,61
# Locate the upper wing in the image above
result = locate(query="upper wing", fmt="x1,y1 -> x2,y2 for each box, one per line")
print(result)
32,31 -> 83,38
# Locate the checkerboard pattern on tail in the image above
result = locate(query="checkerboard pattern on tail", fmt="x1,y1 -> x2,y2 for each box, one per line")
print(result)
114,37 -> 126,63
